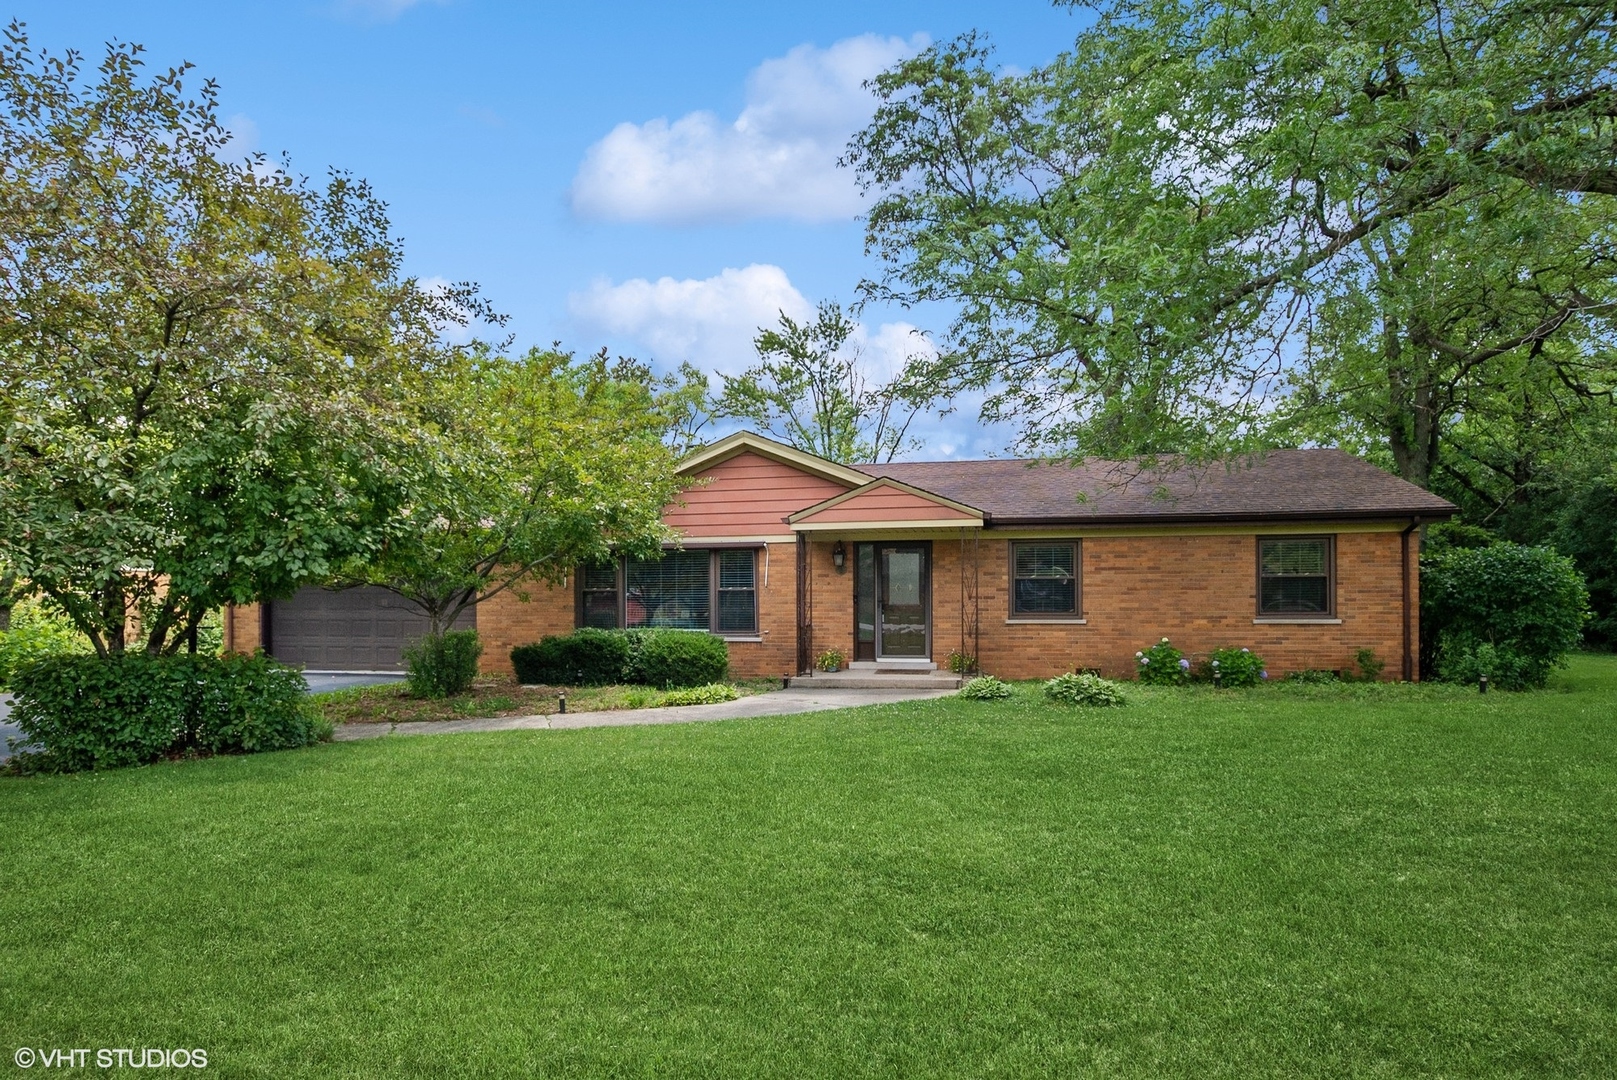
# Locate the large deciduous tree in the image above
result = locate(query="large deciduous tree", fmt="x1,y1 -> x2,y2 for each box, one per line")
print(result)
0,26 -> 495,656
846,0 -> 1617,485
716,301 -> 927,464
342,348 -> 686,636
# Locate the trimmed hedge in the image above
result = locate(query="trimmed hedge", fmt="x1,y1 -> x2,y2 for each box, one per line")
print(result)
510,628 -> 631,686
511,628 -> 728,689
625,629 -> 729,689
1422,542 -> 1589,690
10,652 -> 329,773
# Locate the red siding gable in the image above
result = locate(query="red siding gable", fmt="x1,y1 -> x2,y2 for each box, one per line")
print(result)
666,451 -> 849,537
796,484 -> 980,523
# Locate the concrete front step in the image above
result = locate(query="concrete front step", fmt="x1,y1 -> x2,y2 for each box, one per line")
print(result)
789,671 -> 963,690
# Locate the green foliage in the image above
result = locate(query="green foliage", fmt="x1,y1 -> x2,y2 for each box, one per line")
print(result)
626,630 -> 729,690
1424,522 -> 1498,554
10,652 -> 324,772
344,348 -> 685,635
715,301 -> 925,464
958,675 -> 1014,700
1285,669 -> 1341,685
403,630 -> 483,699
816,649 -> 845,672
945,650 -> 977,675
1354,648 -> 1386,682
510,628 -> 631,687
510,628 -> 728,689
1552,481 -> 1617,648
0,596 -> 91,690
848,4 -> 1617,480
1043,672 -> 1126,707
1134,638 -> 1189,685
1202,647 -> 1267,689
0,26 -> 487,655
1423,542 -> 1590,689
660,683 -> 740,706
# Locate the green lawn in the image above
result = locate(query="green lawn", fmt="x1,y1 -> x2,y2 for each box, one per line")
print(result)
3,659 -> 1615,1078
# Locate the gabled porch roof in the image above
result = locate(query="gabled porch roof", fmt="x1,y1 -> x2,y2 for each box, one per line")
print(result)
787,476 -> 985,532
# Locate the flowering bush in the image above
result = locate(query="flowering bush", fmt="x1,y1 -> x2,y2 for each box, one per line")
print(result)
1135,638 -> 1189,685
1043,672 -> 1126,707
958,675 -> 1015,700
1200,646 -> 1267,688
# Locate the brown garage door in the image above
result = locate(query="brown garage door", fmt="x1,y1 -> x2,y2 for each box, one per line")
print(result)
265,586 -> 475,671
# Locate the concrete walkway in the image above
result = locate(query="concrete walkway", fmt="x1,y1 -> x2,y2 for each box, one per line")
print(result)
334,685 -> 955,742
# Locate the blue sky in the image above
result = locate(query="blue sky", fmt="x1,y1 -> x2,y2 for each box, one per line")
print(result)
27,1 -> 1090,456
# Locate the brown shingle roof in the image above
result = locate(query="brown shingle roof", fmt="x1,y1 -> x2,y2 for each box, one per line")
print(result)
853,449 -> 1455,524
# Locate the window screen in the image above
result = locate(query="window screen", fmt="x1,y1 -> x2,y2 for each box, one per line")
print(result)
715,550 -> 757,634
626,549 -> 711,630
579,562 -> 619,628
1259,538 -> 1332,614
1013,542 -> 1078,615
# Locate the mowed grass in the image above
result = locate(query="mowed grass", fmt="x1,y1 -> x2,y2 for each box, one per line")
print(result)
2,659 -> 1615,1078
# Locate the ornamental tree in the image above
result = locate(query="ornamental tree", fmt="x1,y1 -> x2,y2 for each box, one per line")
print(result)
847,0 -> 1617,484
0,26 -> 497,656
342,348 -> 686,636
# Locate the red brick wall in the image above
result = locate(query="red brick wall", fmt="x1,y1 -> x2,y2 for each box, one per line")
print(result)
474,577 -> 575,675
228,529 -> 1418,682
803,530 -> 1415,681
472,542 -> 800,680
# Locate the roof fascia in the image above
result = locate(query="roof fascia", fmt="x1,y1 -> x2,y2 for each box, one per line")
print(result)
677,431 -> 870,487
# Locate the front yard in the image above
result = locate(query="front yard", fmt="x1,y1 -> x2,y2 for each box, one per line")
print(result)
2,657 -> 1614,1077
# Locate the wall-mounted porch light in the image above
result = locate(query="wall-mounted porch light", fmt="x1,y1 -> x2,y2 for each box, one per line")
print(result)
831,540 -> 847,573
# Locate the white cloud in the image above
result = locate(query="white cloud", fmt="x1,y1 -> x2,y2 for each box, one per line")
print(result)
571,33 -> 928,224
568,263 -> 938,383
569,264 -> 811,373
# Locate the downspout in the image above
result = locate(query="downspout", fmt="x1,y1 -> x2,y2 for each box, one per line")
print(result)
1401,517 -> 1421,682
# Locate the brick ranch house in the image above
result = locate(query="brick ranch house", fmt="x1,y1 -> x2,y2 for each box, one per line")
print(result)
224,431 -> 1456,682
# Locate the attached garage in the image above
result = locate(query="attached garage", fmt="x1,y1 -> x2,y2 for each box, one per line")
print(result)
262,586 -> 475,672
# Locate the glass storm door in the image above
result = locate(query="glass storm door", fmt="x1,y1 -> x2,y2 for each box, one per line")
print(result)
877,544 -> 929,658
854,543 -> 877,661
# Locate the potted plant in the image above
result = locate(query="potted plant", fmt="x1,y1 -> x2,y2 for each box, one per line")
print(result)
816,649 -> 845,673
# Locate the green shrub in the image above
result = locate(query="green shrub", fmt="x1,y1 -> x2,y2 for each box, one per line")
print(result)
627,629 -> 729,689
1354,647 -> 1385,681
1043,672 -> 1126,707
1285,669 -> 1339,685
959,675 -> 1014,700
661,683 -> 740,706
511,628 -> 631,686
0,597 -> 92,690
816,649 -> 845,672
1201,646 -> 1266,688
1422,542 -> 1589,690
1135,638 -> 1190,685
404,629 -> 483,698
10,652 -> 325,772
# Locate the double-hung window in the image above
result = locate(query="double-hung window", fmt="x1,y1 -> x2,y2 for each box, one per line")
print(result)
1257,537 -> 1334,616
1011,541 -> 1080,617
577,548 -> 759,636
